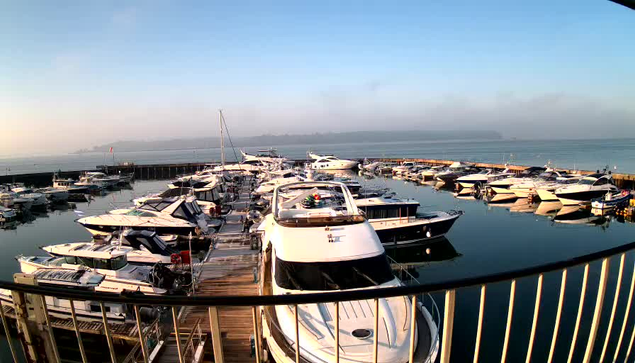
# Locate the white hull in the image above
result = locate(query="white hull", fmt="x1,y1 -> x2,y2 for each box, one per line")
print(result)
536,188 -> 558,202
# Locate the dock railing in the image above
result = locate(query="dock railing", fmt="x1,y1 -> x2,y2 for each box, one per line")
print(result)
4,240 -> 635,362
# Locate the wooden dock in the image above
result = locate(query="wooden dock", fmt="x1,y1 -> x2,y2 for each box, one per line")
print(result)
154,176 -> 260,363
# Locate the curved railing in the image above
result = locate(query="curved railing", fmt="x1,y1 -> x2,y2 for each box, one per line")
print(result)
2,240 -> 635,363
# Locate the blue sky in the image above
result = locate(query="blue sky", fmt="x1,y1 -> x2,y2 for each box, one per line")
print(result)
1,1 -> 633,155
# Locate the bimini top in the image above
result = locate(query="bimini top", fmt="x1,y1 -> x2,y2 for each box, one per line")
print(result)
272,181 -> 364,227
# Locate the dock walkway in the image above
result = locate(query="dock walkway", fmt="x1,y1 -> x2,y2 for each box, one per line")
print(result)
155,176 -> 260,363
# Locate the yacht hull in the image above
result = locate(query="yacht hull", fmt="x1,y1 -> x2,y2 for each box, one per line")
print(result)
556,190 -> 610,206
536,188 -> 558,202
370,213 -> 461,246
80,223 -> 198,237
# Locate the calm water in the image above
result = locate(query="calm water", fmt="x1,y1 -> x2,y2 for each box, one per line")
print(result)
2,175 -> 635,361
3,138 -> 635,175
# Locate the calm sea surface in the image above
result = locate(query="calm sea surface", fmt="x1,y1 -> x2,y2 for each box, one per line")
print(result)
2,172 -> 635,361
3,138 -> 635,175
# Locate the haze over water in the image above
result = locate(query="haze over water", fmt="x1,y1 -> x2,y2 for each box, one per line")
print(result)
3,138 -> 635,176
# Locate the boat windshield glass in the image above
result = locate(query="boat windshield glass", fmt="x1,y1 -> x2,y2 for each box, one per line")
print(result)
579,179 -> 597,185
275,253 -> 394,291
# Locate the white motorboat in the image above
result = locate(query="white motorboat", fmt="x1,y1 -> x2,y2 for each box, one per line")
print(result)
356,196 -> 462,245
9,186 -> 48,208
307,153 -> 358,170
435,162 -> 477,184
241,148 -> 288,164
555,174 -> 619,206
456,168 -> 513,189
419,166 -> 446,182
0,269 -> 139,323
77,196 -> 210,237
41,230 -> 179,266
254,170 -> 305,195
53,175 -> 91,194
260,181 -> 439,363
392,161 -> 417,175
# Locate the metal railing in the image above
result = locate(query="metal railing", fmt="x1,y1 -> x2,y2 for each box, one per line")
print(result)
3,240 -> 635,362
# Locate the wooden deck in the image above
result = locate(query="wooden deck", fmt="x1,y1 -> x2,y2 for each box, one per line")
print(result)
156,176 -> 261,363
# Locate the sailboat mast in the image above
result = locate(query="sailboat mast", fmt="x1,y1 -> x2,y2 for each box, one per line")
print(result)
219,109 -> 225,166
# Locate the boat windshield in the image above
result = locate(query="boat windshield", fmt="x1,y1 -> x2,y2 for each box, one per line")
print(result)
579,179 -> 597,185
274,253 -> 394,291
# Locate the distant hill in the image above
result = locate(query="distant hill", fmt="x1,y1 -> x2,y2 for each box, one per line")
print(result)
75,130 -> 503,153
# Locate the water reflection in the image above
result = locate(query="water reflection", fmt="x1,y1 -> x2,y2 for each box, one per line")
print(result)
386,237 -> 461,283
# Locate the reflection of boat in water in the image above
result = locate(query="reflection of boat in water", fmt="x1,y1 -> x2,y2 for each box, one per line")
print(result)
553,206 -> 608,225
385,237 -> 461,266
535,201 -> 563,217
509,199 -> 539,213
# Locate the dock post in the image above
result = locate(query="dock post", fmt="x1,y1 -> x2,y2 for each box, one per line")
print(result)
12,273 -> 55,362
208,307 -> 225,363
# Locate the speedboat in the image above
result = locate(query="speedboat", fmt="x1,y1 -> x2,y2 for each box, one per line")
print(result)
307,153 -> 358,170
435,162 -> 476,185
591,190 -> 632,211
10,186 -> 48,208
260,181 -> 439,363
41,230 -> 180,266
254,171 -> 305,195
356,196 -> 462,245
392,161 -> 417,176
555,174 -> 619,206
77,196 -> 210,237
241,148 -> 289,164
456,168 -> 513,189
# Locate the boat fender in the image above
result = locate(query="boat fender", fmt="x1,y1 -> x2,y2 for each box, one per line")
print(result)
171,253 -> 182,264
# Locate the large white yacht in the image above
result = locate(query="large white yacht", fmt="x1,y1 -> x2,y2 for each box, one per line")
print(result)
77,196 -> 210,236
260,181 -> 438,363
456,168 -> 513,189
241,148 -> 289,164
555,174 -> 619,206
307,153 -> 358,170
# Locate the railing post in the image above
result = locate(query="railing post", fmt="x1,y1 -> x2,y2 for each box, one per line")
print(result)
582,258 -> 610,363
252,306 -> 261,363
172,306 -> 184,363
0,300 -> 18,363
567,263 -> 590,363
525,274 -> 544,363
208,307 -> 225,363
295,304 -> 301,363
548,269 -> 568,363
69,299 -> 88,363
600,253 -> 625,362
501,280 -> 516,363
39,295 -> 61,363
473,285 -> 486,363
134,305 -> 149,363
99,302 -> 117,363
335,302 -> 340,363
440,289 -> 456,363
409,295 -> 418,363
373,298 -> 380,363
613,261 -> 635,362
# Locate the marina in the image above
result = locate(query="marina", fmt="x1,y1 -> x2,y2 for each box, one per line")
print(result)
2,147 -> 635,362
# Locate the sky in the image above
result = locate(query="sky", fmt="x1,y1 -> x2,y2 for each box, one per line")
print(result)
1,0 -> 634,156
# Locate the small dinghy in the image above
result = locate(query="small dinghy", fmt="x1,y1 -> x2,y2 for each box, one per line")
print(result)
591,190 -> 632,210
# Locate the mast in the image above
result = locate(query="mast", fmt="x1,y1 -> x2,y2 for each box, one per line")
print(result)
219,109 -> 225,166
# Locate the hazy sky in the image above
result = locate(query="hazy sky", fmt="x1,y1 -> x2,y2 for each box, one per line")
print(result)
1,0 -> 633,156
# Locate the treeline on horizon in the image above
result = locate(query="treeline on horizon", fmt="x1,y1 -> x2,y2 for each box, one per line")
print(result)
77,130 -> 503,153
